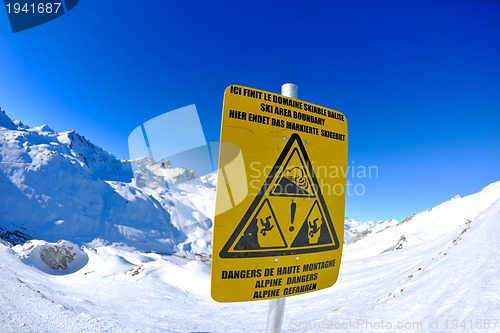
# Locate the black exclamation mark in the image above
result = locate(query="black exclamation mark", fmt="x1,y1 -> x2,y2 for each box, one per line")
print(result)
289,200 -> 296,232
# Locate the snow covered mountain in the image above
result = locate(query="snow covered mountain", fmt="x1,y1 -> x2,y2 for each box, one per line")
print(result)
1,109 -> 499,332
343,217 -> 399,243
0,109 -> 214,256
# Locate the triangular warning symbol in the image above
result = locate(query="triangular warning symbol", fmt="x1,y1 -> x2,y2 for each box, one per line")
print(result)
234,198 -> 287,250
220,133 -> 340,258
291,200 -> 333,247
270,147 -> 315,197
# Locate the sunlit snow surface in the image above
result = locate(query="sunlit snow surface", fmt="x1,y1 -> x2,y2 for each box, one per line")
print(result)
1,112 -> 499,332
1,182 -> 500,332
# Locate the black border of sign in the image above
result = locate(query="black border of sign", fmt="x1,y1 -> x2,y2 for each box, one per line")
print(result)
219,133 -> 340,258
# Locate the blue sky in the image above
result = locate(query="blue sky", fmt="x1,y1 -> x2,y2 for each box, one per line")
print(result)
1,0 -> 499,221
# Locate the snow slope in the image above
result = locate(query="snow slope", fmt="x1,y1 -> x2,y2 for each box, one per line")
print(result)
1,180 -> 499,331
2,109 -> 499,332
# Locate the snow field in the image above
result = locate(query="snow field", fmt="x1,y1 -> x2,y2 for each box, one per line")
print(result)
1,110 -> 499,332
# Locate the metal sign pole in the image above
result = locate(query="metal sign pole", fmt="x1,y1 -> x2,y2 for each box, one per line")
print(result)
264,83 -> 298,333
265,297 -> 287,333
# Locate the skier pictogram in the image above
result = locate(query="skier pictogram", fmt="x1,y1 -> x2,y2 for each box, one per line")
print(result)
233,198 -> 287,251
259,216 -> 274,236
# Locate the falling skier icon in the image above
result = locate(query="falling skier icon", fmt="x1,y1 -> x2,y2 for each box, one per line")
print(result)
259,216 -> 274,236
308,217 -> 321,243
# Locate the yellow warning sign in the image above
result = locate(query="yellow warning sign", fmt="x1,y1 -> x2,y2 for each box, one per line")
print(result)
211,85 -> 348,302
